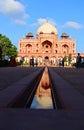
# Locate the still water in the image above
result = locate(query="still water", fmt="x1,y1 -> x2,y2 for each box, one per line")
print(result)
30,67 -> 53,109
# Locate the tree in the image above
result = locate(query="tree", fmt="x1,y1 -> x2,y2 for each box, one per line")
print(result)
0,34 -> 17,59
68,54 -> 72,65
64,55 -> 67,62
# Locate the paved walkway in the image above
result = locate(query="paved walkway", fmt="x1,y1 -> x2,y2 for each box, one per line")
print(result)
0,66 -> 41,90
49,67 -> 84,110
0,66 -> 44,107
0,66 -> 84,130
52,67 -> 84,95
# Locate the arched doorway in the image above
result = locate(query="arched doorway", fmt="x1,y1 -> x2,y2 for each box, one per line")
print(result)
62,44 -> 69,54
45,56 -> 49,60
44,56 -> 49,65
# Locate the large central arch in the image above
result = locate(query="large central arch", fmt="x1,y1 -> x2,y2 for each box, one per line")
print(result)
42,40 -> 52,54
42,40 -> 52,47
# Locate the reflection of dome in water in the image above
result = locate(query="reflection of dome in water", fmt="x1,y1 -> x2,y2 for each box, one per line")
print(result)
36,95 -> 52,108
41,67 -> 50,89
41,82 -> 50,89
36,21 -> 58,35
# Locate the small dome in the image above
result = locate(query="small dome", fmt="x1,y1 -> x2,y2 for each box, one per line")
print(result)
61,33 -> 69,38
36,21 -> 58,35
26,32 -> 33,37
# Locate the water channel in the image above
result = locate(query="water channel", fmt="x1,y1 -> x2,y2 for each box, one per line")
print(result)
30,67 -> 53,109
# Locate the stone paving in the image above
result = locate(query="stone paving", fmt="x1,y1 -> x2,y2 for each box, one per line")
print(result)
0,66 -> 84,130
49,67 -> 84,110
0,66 -> 44,107
0,66 -> 41,90
52,67 -> 84,95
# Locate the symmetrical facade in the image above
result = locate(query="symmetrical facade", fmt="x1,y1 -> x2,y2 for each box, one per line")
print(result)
18,21 -> 77,65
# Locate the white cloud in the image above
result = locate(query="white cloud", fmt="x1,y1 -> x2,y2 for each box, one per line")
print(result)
31,17 -> 57,27
13,19 -> 26,25
31,18 -> 46,26
0,0 -> 28,24
63,21 -> 84,29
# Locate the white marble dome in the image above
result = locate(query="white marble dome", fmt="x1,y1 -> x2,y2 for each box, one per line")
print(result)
36,21 -> 58,35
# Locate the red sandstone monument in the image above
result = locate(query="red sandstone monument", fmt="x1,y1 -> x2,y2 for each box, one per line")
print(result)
17,21 -> 82,65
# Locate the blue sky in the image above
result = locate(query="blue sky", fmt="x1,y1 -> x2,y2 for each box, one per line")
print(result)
0,0 -> 84,53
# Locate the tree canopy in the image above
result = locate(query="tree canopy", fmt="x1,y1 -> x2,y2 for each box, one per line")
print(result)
0,34 -> 17,59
